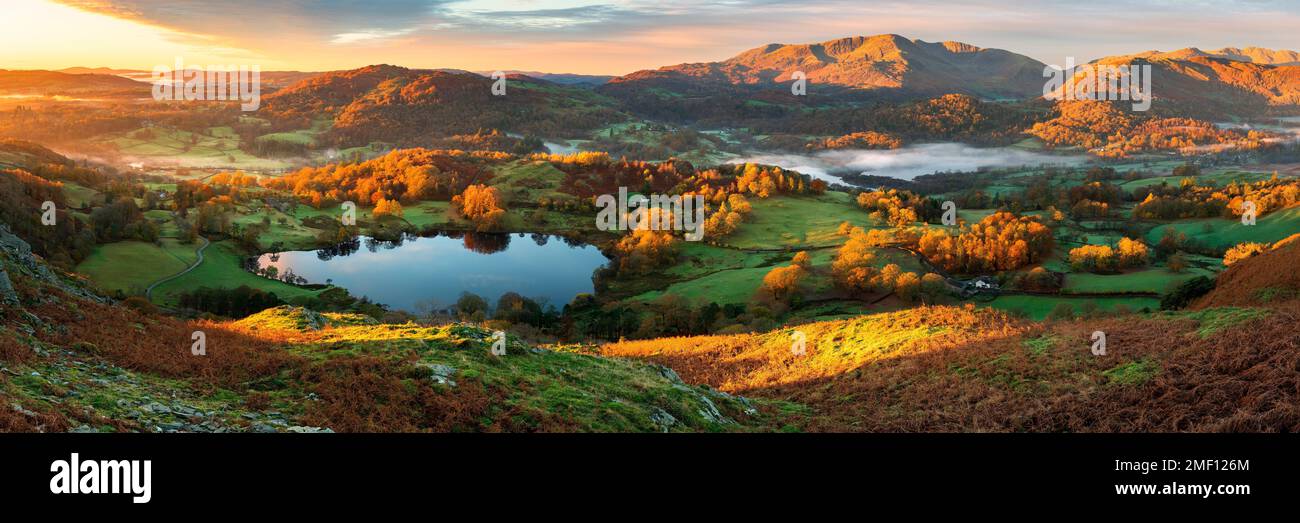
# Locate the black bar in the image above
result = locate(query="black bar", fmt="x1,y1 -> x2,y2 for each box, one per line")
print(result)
3,434 -> 1290,512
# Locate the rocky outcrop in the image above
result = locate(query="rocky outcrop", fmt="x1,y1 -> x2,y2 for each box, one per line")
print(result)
0,222 -> 107,307
0,264 -> 17,310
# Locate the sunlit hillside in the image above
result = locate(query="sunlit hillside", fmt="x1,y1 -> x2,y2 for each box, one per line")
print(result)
603,299 -> 1300,432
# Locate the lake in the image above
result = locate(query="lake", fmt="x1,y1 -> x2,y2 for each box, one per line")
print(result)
252,232 -> 609,313
733,142 -> 1088,184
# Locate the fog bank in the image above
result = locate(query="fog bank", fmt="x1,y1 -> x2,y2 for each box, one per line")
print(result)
733,142 -> 1088,184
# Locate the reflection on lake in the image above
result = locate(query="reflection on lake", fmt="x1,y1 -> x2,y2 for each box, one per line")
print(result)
733,142 -> 1088,184
252,231 -> 608,312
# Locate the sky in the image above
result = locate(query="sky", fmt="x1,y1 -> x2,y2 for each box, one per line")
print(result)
2,0 -> 1298,75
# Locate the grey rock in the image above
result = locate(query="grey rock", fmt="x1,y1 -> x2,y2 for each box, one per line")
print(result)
695,394 -> 733,425
0,224 -> 108,304
286,426 -> 334,433
173,406 -> 202,418
0,265 -> 18,309
652,364 -> 684,385
417,362 -> 458,386
649,408 -> 677,433
707,388 -> 759,416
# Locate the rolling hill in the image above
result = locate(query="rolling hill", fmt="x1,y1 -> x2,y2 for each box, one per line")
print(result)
602,34 -> 1046,100
245,36 -> 1300,137
601,298 -> 1300,432
475,70 -> 613,87
1052,51 -> 1300,116
0,221 -> 762,433
261,65 -> 623,147
1196,233 -> 1300,308
0,70 -> 147,96
1125,47 -> 1300,67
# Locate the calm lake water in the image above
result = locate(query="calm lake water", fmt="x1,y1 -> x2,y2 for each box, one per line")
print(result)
253,232 -> 609,312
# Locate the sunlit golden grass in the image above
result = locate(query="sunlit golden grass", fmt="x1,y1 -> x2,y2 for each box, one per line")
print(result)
602,300 -> 1300,432
229,306 -> 484,348
601,304 -> 1032,394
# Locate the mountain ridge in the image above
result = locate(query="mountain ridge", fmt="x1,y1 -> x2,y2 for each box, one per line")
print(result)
603,34 -> 1048,100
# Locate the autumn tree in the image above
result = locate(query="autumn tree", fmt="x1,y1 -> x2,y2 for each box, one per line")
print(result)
454,184 -> 506,231
915,212 -> 1054,273
1166,252 -> 1188,273
832,229 -> 880,294
373,197 -> 404,218
761,265 -> 805,301
792,251 -> 811,269
613,229 -> 679,275
455,184 -> 503,219
1116,237 -> 1149,268
1069,245 -> 1118,273
920,272 -> 948,302
1223,242 -> 1268,266
894,272 -> 922,301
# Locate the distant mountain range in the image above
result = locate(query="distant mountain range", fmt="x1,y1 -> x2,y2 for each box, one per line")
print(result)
1048,47 -> 1300,115
603,34 -> 1048,100
5,35 -> 1299,140
1116,47 -> 1300,66
0,69 -> 145,95
473,71 -> 613,87
47,67 -> 321,90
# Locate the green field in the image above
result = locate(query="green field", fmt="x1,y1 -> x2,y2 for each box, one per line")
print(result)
724,192 -> 878,249
1119,170 -> 1275,191
986,295 -> 1161,320
61,182 -> 101,208
957,209 -> 996,223
1062,267 -> 1214,295
1146,206 -> 1300,251
97,126 -> 293,170
149,240 -> 325,306
630,243 -> 924,307
633,263 -> 772,305
256,130 -> 317,146
256,118 -> 334,149
488,160 -> 573,204
76,239 -> 199,294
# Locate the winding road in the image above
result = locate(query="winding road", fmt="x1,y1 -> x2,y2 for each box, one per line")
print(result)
145,236 -> 210,300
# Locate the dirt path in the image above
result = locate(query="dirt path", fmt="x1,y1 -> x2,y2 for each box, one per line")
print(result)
145,236 -> 210,301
